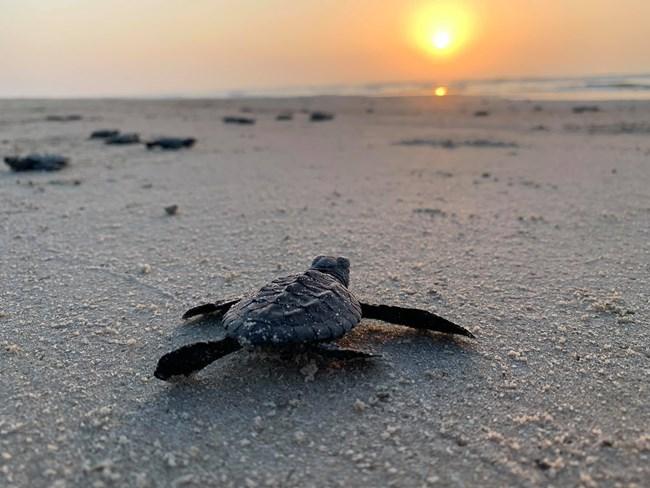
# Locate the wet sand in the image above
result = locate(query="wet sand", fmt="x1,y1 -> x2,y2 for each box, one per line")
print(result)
1,96 -> 649,487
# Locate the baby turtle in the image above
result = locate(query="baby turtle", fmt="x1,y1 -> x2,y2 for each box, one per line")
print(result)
155,256 -> 474,380
105,133 -> 140,145
90,129 -> 120,139
146,137 -> 196,150
309,111 -> 334,122
4,153 -> 68,172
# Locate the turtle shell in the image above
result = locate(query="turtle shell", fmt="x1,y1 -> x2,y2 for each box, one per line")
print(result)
223,269 -> 362,345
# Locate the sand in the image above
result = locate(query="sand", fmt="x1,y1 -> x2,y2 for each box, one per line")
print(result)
1,96 -> 648,487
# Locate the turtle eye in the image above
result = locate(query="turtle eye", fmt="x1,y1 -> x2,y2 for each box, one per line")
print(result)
337,257 -> 350,268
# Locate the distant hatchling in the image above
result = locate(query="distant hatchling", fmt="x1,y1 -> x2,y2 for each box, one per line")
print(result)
89,129 -> 120,139
4,154 -> 68,172
155,256 -> 474,380
105,133 -> 140,145
146,137 -> 196,150
309,111 -> 334,122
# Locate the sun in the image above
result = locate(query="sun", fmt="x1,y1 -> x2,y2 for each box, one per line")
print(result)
408,2 -> 475,58
432,30 -> 452,50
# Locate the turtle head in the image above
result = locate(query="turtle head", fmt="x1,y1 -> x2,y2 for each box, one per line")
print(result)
310,256 -> 350,287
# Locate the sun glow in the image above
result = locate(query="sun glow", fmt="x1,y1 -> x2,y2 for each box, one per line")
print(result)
435,86 -> 448,96
409,2 -> 476,58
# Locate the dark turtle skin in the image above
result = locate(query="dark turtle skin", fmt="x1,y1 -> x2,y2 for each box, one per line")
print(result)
146,137 -> 196,150
4,154 -> 68,172
154,256 -> 474,381
223,116 -> 256,125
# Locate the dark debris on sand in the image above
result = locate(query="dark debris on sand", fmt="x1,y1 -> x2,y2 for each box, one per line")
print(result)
572,105 -> 601,114
164,204 -> 179,216
397,138 -> 518,149
223,116 -> 256,125
413,208 -> 447,218
565,122 -> 650,135
45,114 -> 82,122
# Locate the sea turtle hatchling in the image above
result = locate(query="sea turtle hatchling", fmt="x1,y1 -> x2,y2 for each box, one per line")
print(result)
4,153 -> 68,172
145,137 -> 196,150
89,129 -> 120,139
105,133 -> 140,145
154,256 -> 474,380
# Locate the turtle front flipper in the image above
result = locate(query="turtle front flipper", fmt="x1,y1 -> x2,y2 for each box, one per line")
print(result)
360,303 -> 475,338
154,338 -> 242,380
182,297 -> 242,320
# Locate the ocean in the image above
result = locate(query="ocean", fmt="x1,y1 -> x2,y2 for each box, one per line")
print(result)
221,73 -> 650,101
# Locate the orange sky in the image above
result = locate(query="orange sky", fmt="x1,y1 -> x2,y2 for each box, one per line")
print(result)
1,0 -> 649,96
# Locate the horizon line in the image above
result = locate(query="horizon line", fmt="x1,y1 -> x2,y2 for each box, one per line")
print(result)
1,70 -> 649,100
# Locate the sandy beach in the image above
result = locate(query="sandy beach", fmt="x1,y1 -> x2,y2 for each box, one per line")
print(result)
1,96 -> 649,487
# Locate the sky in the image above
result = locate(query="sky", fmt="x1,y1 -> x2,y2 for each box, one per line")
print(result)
1,0 -> 649,97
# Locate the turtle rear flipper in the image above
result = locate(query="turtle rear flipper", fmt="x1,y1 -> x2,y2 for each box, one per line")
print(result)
182,297 -> 242,320
360,303 -> 475,338
154,338 -> 242,380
